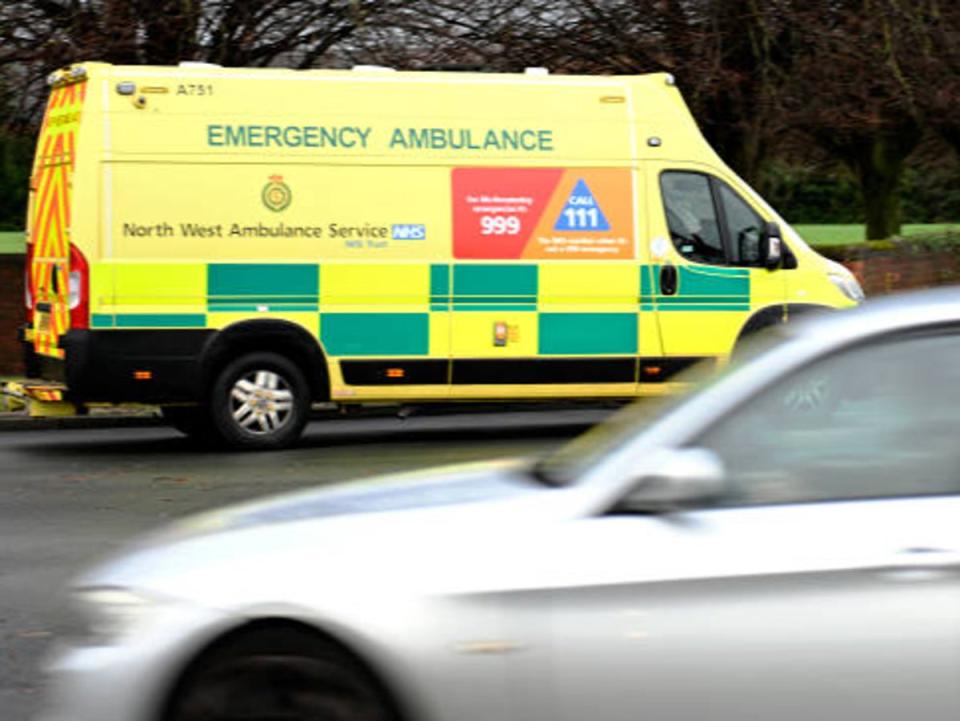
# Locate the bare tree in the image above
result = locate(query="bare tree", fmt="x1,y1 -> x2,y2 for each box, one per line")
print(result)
781,0 -> 943,239
0,0 -> 401,125
0,0 -> 957,237
352,1 -> 791,186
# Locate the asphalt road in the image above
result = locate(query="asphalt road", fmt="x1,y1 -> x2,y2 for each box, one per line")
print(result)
0,408 -> 611,721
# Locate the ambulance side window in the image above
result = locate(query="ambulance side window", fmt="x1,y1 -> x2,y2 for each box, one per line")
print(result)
660,172 -> 726,265
660,171 -> 768,268
718,181 -> 764,266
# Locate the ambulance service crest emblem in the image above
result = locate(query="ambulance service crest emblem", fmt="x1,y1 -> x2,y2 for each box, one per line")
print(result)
262,174 -> 292,212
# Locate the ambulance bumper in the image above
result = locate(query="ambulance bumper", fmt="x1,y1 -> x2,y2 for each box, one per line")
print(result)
21,327 -> 215,404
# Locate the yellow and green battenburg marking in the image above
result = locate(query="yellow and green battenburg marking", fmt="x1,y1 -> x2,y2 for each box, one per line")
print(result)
90,262 -> 751,357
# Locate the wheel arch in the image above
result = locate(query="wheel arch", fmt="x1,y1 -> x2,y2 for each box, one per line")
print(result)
157,616 -> 415,721
200,319 -> 330,401
735,303 -> 836,348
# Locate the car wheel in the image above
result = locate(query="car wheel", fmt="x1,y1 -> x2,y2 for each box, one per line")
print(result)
209,352 -> 310,450
165,626 -> 395,721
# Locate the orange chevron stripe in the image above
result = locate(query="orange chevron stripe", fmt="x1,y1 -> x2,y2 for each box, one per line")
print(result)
35,189 -> 57,259
39,90 -> 58,131
30,134 -> 55,202
48,199 -> 63,260
35,132 -> 64,212
51,166 -> 68,254
67,130 -> 76,168
35,132 -> 54,169
61,162 -> 71,229
32,77 -> 85,358
34,135 -> 65,252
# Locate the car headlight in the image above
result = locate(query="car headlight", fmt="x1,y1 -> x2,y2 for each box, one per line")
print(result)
828,273 -> 865,303
70,587 -> 156,646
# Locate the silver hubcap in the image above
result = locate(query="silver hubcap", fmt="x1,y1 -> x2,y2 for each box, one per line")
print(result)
229,370 -> 294,435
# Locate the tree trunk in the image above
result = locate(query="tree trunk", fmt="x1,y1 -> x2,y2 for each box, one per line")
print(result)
820,126 -> 921,241
852,130 -> 921,240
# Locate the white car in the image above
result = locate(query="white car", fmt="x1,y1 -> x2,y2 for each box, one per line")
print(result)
41,289 -> 960,721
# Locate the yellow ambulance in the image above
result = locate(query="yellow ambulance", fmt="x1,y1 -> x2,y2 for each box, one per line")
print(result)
20,62 -> 862,449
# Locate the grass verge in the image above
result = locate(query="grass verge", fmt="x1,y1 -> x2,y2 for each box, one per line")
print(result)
0,231 -> 24,254
794,223 -> 960,247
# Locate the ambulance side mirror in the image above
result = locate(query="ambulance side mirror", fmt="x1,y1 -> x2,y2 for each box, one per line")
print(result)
761,221 -> 783,270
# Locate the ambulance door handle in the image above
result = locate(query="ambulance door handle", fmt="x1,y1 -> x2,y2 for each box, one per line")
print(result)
660,264 -> 677,296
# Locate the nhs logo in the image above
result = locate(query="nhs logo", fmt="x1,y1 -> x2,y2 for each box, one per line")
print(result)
391,224 -> 426,240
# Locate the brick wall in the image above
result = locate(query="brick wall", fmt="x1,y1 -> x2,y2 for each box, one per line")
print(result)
0,254 -> 24,376
840,249 -> 960,297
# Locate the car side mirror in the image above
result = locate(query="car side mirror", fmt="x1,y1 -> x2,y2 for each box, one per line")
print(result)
761,221 -> 783,270
614,448 -> 726,514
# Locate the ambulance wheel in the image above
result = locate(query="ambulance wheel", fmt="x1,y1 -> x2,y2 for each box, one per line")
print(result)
209,352 -> 310,450
161,406 -> 218,443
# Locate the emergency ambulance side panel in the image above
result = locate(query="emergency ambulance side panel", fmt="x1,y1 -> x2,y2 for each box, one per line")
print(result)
444,165 -> 647,398
90,68 -> 664,403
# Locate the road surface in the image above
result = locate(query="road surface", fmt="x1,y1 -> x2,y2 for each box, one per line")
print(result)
0,408 -> 611,721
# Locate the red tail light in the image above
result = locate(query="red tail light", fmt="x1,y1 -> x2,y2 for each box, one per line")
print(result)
68,243 -> 89,330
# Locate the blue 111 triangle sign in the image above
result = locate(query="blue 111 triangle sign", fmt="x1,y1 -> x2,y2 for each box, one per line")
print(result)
553,178 -> 611,231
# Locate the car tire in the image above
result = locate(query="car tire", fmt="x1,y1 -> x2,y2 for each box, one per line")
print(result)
208,352 -> 310,450
164,625 -> 395,721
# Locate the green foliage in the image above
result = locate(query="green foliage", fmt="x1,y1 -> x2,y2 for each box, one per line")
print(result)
0,230 -> 23,253
0,130 -> 31,231
888,229 -> 960,255
900,167 -> 960,224
801,227 -> 960,262
760,164 -> 862,224
794,224 -> 960,246
761,163 -> 960,226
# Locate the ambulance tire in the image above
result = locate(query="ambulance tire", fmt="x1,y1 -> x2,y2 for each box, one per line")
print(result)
161,406 -> 219,445
209,352 -> 310,451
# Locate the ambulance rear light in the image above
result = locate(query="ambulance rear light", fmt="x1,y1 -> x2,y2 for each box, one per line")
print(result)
525,67 -> 550,76
351,65 -> 395,72
68,243 -> 89,330
178,61 -> 221,68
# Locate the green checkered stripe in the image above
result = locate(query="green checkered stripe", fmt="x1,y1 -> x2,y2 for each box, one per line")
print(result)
91,262 -> 750,357
641,264 -> 751,311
